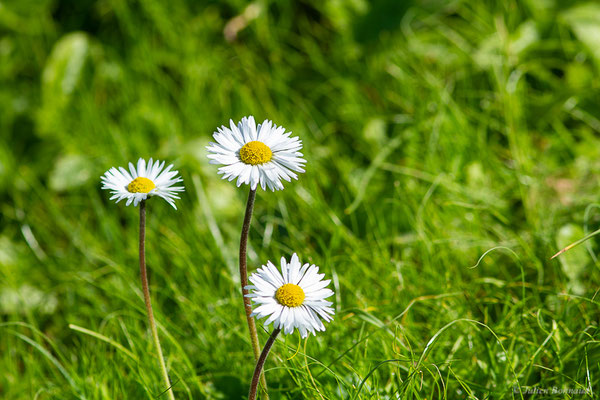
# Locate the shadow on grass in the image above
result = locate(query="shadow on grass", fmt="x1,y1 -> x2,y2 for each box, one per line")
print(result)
353,0 -> 413,43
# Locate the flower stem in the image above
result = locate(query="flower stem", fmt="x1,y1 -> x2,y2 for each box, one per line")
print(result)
139,200 -> 175,400
248,328 -> 281,400
240,188 -> 269,398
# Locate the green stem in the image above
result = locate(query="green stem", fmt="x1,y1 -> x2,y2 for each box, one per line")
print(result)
139,200 -> 175,400
248,328 -> 280,400
551,227 -> 600,259
240,188 -> 269,399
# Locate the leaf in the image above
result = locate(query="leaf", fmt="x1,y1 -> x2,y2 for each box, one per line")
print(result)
561,3 -> 600,67
0,285 -> 58,315
49,154 -> 94,191
474,20 -> 539,69
39,32 -> 90,136
509,20 -> 539,56
362,118 -> 387,145
556,224 -> 589,294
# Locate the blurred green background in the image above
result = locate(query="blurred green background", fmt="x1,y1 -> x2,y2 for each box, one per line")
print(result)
1,0 -> 600,398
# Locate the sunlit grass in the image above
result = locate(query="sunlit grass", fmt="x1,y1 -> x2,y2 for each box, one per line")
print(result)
1,0 -> 600,398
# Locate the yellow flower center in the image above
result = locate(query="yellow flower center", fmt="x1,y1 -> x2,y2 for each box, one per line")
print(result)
127,177 -> 156,193
275,283 -> 305,308
239,141 -> 272,165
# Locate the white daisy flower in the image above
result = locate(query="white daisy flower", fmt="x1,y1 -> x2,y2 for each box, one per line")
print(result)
101,158 -> 184,209
206,116 -> 306,191
245,253 -> 334,338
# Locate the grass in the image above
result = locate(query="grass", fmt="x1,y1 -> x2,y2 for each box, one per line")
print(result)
1,0 -> 600,398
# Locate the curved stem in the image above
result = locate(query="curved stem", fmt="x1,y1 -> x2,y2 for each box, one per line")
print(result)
248,328 -> 281,400
239,188 -> 269,398
139,200 -> 175,400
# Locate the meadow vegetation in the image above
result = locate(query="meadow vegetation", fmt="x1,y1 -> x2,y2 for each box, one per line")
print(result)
1,0 -> 600,398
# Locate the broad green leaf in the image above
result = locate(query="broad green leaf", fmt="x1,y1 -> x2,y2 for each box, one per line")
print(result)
474,20 -> 539,69
49,154 -> 94,191
561,3 -> 600,67
0,285 -> 58,315
39,32 -> 90,136
556,224 -> 590,294
362,118 -> 387,145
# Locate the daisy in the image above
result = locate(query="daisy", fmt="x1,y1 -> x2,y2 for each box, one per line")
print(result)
246,253 -> 335,338
206,116 -> 306,191
101,158 -> 184,209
